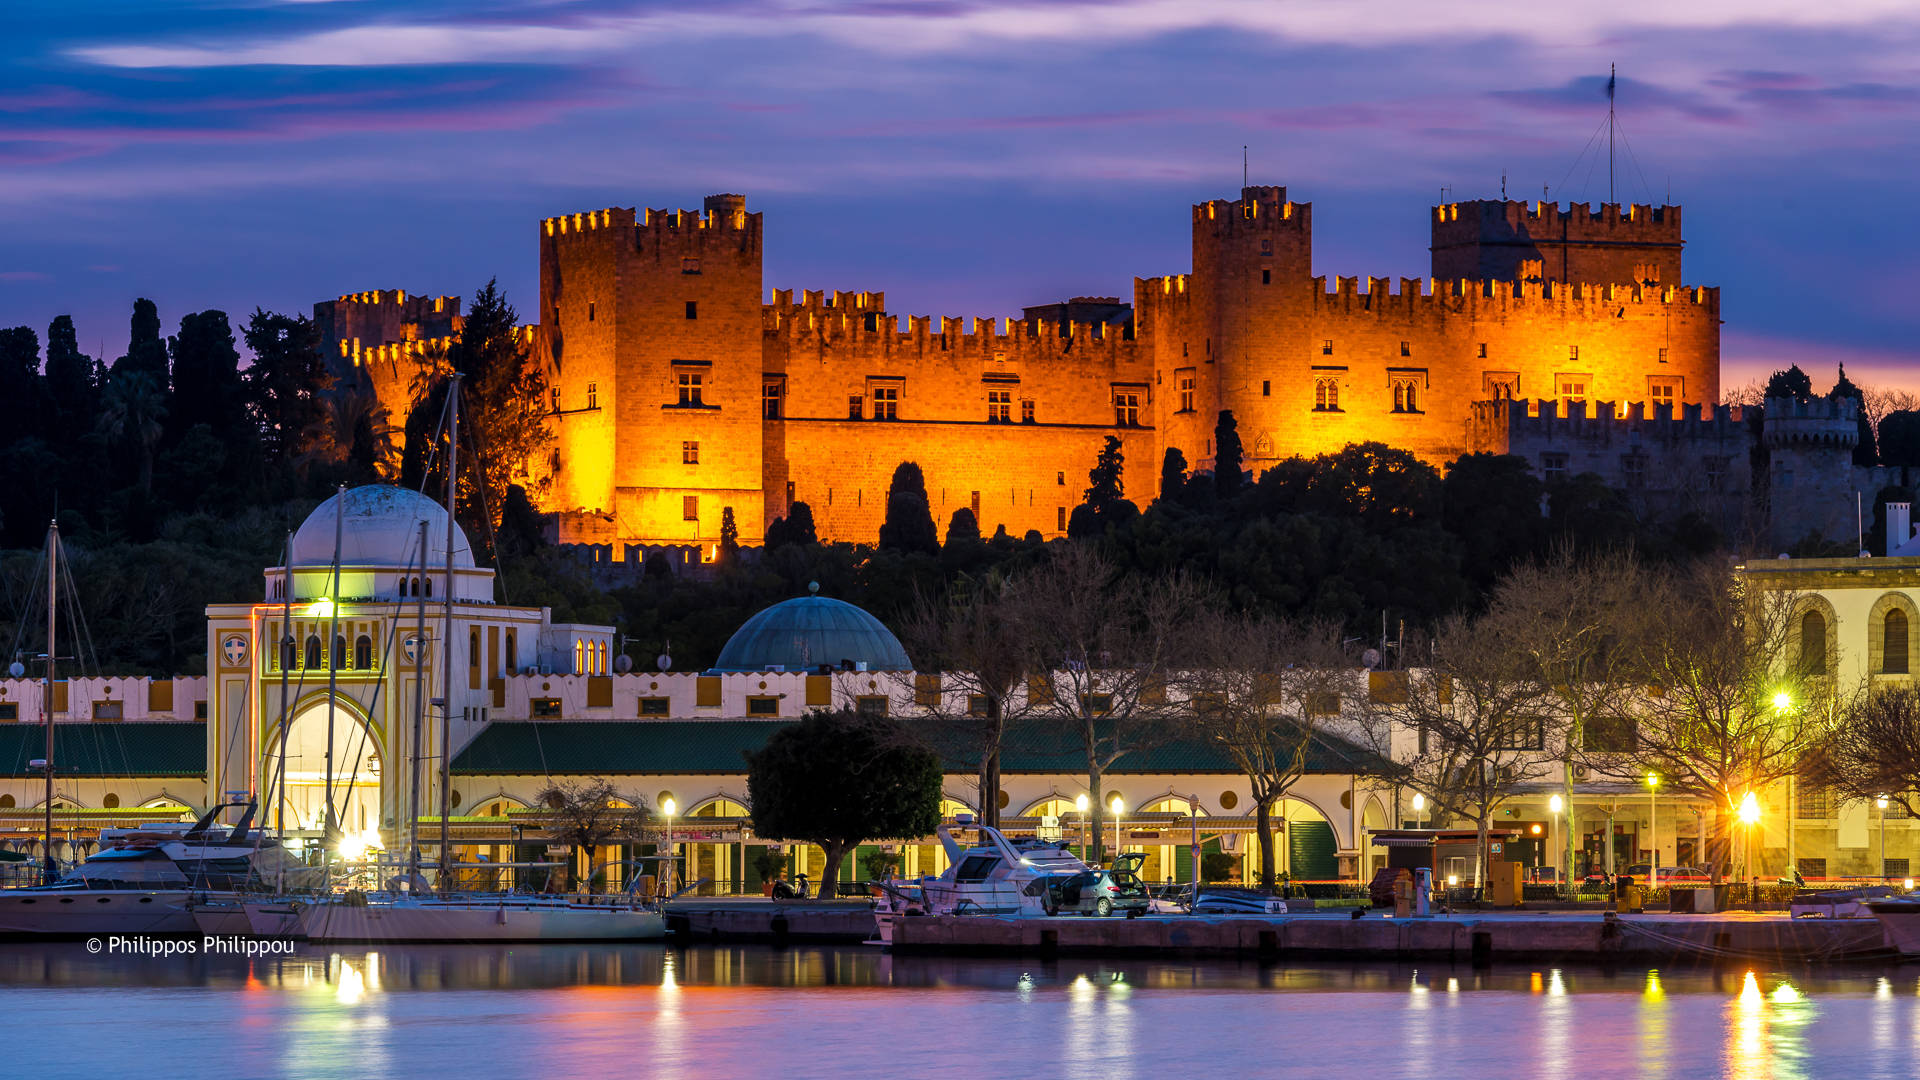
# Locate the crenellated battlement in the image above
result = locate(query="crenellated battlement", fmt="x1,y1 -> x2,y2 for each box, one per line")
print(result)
1434,199 -> 1681,240
541,195 -> 761,257
1761,394 -> 1859,450
1472,396 -> 1747,441
761,296 -> 1136,365
1192,186 -> 1311,244
1313,274 -> 1717,314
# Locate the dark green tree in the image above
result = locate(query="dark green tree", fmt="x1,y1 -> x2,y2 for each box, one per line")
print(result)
719,506 -> 741,564
1069,435 -> 1138,539
945,507 -> 981,547
44,315 -> 96,428
1158,446 -> 1188,505
1882,411 -> 1920,468
447,279 -> 551,528
0,326 -> 43,439
115,298 -> 169,384
766,501 -> 818,551
97,370 -> 168,494
495,484 -> 548,559
879,462 -> 939,555
744,709 -> 943,899
1213,409 -> 1244,497
1443,453 -> 1547,591
1765,365 -> 1813,403
242,309 -> 332,470
167,310 -> 247,450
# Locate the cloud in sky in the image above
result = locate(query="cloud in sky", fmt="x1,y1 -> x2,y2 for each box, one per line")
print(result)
1,0 -> 1917,394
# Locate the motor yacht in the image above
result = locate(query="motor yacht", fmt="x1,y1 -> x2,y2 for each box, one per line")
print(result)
873,819 -> 1094,945
0,802 -> 319,937
1865,892 -> 1920,954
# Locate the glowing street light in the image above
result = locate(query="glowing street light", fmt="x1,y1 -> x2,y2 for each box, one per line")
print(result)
1549,794 -> 1564,882
1737,791 -> 1761,888
1878,796 -> 1890,884
662,796 -> 677,894
1412,792 -> 1427,830
1076,793 -> 1090,861
1647,774 -> 1660,877
1110,794 -> 1124,859
1771,690 -> 1793,713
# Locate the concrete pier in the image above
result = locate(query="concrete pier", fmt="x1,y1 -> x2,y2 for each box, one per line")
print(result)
888,911 -> 1894,963
666,899 -> 876,944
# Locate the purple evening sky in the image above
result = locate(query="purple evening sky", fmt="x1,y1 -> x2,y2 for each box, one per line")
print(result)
3,0 -> 1917,394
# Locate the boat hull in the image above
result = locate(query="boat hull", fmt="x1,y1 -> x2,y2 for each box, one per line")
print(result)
300,899 -> 667,943
1868,902 -> 1920,954
0,889 -> 201,937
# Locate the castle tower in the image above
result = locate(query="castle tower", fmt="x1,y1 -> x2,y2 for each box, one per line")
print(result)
541,195 -> 765,546
1764,395 -> 1860,551
1147,186 -> 1313,474
1430,200 -> 1683,286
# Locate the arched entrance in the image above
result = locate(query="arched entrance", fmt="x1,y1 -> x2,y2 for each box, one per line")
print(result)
265,699 -> 383,840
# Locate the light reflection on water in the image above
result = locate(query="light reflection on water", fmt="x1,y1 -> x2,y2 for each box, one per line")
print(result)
0,946 -> 1918,1079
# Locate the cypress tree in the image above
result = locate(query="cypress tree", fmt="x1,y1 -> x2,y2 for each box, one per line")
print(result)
1214,409 -> 1243,497
1159,446 -> 1187,504
879,462 -> 939,554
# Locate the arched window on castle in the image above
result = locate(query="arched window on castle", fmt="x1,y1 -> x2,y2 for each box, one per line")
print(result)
355,635 -> 373,670
1800,611 -> 1828,676
1313,378 -> 1340,413
1391,378 -> 1421,414
1885,610 -> 1909,675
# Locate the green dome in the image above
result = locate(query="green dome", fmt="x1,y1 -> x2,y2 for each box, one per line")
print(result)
710,594 -> 911,674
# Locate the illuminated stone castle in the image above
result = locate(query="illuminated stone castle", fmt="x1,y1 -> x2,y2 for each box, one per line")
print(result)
317,188 -> 1719,548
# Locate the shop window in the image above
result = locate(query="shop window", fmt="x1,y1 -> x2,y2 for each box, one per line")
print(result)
0,704 -> 15,721
640,697 -> 671,716
93,701 -> 123,721
532,698 -> 563,718
855,695 -> 889,717
747,696 -> 780,716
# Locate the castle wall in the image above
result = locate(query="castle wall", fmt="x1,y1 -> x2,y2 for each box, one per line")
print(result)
313,289 -> 461,409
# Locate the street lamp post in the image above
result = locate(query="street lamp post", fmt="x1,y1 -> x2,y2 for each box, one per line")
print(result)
1878,796 -> 1890,884
1110,795 -> 1124,866
1076,794 -> 1089,863
662,796 -> 677,897
1412,792 -> 1426,830
1549,794 -> 1565,884
1647,774 -> 1660,883
1737,791 -> 1761,904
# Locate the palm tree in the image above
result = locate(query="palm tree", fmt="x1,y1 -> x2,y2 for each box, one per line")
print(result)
97,370 -> 167,493
323,385 -> 401,482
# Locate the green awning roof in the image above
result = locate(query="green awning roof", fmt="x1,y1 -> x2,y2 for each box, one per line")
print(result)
0,722 -> 205,778
453,719 -> 1389,778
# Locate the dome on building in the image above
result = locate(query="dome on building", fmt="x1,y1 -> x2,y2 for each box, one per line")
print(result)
710,590 -> 912,674
289,485 -> 474,569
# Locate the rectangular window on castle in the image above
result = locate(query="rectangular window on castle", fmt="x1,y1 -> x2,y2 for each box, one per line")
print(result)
682,441 -> 699,465
1021,399 -> 1035,423
1706,456 -> 1729,492
1314,378 -> 1340,412
1484,373 -> 1519,401
763,383 -> 781,419
682,257 -> 701,274
1658,347 -> 1669,364
1057,507 -> 1067,531
677,371 -> 704,406
586,381 -> 598,409
683,496 -> 699,521
1649,379 -> 1678,408
1177,371 -> 1196,413
1622,453 -> 1647,489
1261,269 -> 1271,285
1478,343 -> 1488,358
1399,341 -> 1411,357
1322,340 -> 1334,356
871,384 -> 899,420
1262,380 -> 1271,397
1541,452 -> 1569,483
550,387 -> 560,413
1114,392 -> 1140,427
1558,378 -> 1587,405
987,390 -> 1011,423
587,302 -> 595,322
685,301 -> 698,320
848,395 -> 863,420
1568,345 -> 1579,361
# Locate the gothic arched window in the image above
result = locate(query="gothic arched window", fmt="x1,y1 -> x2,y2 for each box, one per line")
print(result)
1885,610 -> 1909,675
1800,611 -> 1828,675
303,635 -> 321,669
332,635 -> 347,670
355,635 -> 373,670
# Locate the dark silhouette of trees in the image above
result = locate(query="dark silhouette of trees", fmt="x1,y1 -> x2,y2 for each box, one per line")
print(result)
1213,409 -> 1243,497
879,462 -> 939,555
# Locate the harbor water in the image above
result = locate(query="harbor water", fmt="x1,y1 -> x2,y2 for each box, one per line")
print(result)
2,943 -> 1917,1079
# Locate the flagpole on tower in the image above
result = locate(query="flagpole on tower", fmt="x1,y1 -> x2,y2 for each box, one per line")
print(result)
1607,63 -> 1617,204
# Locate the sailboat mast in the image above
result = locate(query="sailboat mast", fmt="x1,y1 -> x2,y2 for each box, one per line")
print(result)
274,530 -> 292,837
439,377 -> 459,895
323,482 -> 345,841
1607,63 -> 1616,205
407,519 -> 427,889
41,521 -> 57,887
